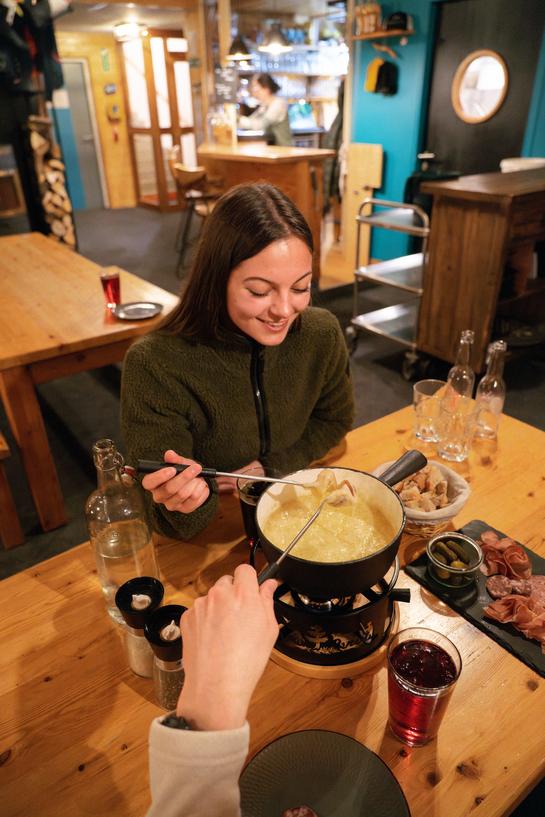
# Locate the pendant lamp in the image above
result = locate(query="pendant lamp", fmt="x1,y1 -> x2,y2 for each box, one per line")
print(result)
258,22 -> 292,54
227,33 -> 252,61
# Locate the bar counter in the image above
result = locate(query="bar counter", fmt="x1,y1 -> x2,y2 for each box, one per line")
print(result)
197,142 -> 335,280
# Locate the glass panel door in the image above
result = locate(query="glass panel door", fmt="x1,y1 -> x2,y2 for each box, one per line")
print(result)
119,30 -> 197,210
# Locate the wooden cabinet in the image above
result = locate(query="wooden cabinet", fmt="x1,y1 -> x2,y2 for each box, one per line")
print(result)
418,168 -> 545,371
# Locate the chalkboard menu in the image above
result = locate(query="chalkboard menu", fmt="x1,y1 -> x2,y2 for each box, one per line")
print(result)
214,67 -> 238,104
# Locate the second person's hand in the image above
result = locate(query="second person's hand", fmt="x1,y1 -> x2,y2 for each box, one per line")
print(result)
141,449 -> 210,513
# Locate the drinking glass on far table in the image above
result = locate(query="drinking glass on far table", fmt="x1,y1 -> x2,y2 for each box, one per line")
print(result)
100,268 -> 121,310
436,395 -> 478,462
387,627 -> 461,747
413,379 -> 446,443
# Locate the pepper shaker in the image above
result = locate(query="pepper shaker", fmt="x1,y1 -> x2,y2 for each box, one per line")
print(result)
115,576 -> 164,678
145,604 -> 187,710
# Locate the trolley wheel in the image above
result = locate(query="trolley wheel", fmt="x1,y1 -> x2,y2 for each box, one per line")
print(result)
401,351 -> 431,381
345,325 -> 359,355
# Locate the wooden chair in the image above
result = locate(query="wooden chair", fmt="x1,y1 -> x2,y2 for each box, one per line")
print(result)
168,148 -> 222,275
0,432 -> 24,549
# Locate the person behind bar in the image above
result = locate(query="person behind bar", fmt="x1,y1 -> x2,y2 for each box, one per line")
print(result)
238,73 -> 292,146
146,565 -> 278,817
121,183 -> 354,540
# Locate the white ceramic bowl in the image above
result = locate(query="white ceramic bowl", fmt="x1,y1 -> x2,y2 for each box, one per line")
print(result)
372,459 -> 471,535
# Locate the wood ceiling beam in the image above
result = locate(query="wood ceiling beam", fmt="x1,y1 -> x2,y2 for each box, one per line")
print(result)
76,0 -> 199,10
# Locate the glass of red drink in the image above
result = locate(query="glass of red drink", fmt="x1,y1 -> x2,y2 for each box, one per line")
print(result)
387,627 -> 461,747
237,467 -> 280,544
100,269 -> 121,310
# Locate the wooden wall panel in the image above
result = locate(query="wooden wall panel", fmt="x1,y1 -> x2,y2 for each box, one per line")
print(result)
57,32 -> 137,208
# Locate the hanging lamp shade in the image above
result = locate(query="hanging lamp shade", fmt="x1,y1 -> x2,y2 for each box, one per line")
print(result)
113,21 -> 147,42
258,22 -> 292,54
227,33 -> 252,61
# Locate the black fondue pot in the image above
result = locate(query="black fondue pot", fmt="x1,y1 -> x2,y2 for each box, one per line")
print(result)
255,450 -> 426,600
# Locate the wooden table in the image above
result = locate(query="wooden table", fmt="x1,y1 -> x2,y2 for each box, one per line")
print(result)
2,406 -> 544,817
419,167 -> 545,371
197,143 -> 335,282
0,233 -> 178,532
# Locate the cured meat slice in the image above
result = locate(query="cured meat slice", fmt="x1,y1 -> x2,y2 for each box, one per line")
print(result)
503,544 -> 532,579
484,593 -> 545,653
481,530 -> 500,546
486,575 -> 532,599
530,575 -> 545,605
481,544 -> 509,577
480,538 -> 531,579
282,808 -> 318,817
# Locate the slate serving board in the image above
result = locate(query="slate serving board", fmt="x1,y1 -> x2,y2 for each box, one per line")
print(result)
405,519 -> 545,679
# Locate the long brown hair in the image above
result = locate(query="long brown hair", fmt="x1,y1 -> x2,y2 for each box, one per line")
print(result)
160,183 -> 313,341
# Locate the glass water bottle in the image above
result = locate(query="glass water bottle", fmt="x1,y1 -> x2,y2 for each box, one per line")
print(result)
85,438 -> 159,622
447,329 -> 476,399
475,340 -> 507,440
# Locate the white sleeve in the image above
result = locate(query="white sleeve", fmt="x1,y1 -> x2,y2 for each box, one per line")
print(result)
146,718 -> 249,817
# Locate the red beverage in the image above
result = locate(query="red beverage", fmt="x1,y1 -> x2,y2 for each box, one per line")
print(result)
100,272 -> 120,308
238,479 -> 268,542
387,630 -> 461,746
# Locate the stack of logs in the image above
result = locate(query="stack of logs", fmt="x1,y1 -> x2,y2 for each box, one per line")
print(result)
28,116 -> 76,248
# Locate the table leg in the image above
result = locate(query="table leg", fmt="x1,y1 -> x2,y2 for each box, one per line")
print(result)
0,366 -> 67,530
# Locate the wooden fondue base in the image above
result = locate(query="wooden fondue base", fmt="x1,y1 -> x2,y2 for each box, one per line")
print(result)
271,605 -> 399,679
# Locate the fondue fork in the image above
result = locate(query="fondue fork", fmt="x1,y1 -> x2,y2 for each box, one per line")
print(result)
136,460 -> 304,486
257,483 -> 356,585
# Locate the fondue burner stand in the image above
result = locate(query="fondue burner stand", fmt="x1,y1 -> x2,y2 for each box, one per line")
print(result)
268,558 -> 410,680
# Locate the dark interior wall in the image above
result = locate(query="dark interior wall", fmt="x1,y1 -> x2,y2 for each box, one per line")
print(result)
0,91 -> 48,231
425,0 -> 545,174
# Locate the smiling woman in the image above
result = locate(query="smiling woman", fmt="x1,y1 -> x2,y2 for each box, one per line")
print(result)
121,183 -> 354,540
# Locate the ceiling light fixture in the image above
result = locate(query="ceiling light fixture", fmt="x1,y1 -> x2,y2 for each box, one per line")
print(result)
227,33 -> 252,61
113,21 -> 147,42
258,22 -> 292,55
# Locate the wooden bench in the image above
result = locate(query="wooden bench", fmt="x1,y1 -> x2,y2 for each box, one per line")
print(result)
0,432 -> 24,549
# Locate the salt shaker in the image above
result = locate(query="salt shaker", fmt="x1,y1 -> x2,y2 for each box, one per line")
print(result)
145,604 -> 187,710
115,576 -> 164,678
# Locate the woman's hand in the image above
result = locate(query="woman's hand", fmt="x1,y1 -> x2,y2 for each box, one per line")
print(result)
216,459 -> 265,494
176,564 -> 279,731
141,449 -> 210,514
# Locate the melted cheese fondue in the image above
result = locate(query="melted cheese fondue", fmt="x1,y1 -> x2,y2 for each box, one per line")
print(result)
261,486 -> 397,563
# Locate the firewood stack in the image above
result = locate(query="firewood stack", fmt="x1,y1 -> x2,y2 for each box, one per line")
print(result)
28,116 -> 76,249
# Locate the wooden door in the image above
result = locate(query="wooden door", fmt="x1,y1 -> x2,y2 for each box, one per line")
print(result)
424,0 -> 545,175
120,30 -> 197,211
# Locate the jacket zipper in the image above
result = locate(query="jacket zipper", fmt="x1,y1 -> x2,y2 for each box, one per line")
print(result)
250,344 -> 270,459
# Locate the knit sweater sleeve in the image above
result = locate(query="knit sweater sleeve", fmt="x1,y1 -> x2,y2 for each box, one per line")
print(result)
264,314 -> 354,474
146,719 -> 248,817
121,337 -> 219,540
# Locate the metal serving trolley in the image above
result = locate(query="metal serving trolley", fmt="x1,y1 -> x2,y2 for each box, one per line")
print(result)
345,198 -> 430,379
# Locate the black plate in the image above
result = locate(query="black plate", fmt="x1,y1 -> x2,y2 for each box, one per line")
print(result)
113,302 -> 163,320
239,729 -> 410,817
405,519 -> 545,678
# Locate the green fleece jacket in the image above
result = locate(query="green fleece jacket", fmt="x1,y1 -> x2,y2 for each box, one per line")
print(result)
121,307 -> 354,539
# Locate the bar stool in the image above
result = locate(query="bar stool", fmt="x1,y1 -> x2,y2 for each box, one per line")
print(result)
168,150 -> 222,275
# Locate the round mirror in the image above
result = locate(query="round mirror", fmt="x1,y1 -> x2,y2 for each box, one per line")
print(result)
451,49 -> 508,124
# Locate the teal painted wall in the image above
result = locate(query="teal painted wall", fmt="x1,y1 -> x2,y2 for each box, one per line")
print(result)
523,28 -> 545,157
351,0 -> 436,260
351,1 -> 545,259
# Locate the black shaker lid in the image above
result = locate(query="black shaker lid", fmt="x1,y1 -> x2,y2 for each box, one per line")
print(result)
115,576 -> 164,629
144,604 -> 187,661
